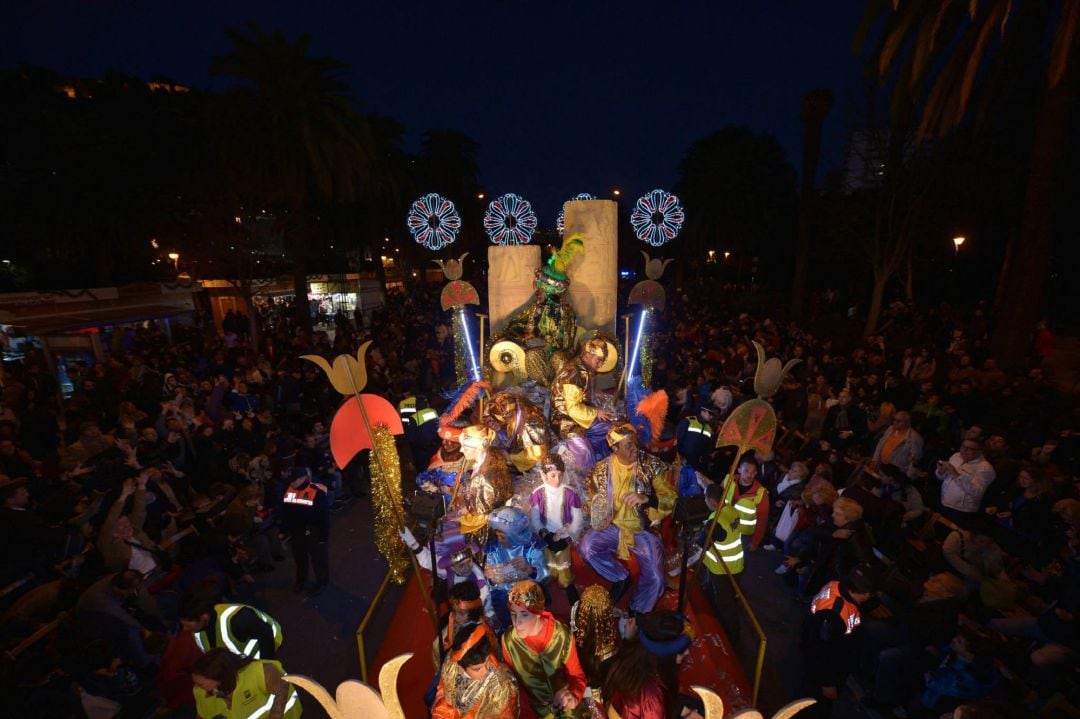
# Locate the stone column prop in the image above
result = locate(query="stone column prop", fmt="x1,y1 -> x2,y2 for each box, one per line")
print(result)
563,199 -> 617,335
487,244 -> 542,336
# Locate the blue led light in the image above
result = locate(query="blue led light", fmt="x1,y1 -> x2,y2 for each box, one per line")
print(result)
457,307 -> 481,381
483,193 -> 538,245
630,189 -> 684,246
407,193 -> 461,251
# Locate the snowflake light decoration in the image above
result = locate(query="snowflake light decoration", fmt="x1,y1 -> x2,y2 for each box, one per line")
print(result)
630,189 -> 685,247
483,193 -> 538,245
555,193 -> 596,235
407,193 -> 461,251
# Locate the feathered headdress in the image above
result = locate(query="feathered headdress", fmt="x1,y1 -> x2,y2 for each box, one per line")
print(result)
439,380 -> 491,431
537,233 -> 586,292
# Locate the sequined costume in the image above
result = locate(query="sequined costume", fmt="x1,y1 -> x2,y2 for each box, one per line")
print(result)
550,350 -> 613,460
485,507 -> 549,630
433,625 -> 520,719
579,444 -> 674,614
488,391 -> 552,473
529,483 -> 584,589
501,581 -> 589,719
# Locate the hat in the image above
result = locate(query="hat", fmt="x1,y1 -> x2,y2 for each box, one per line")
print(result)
536,234 -> 585,294
438,423 -> 464,441
606,422 -> 638,448
508,580 -> 545,614
698,401 -> 720,416
487,506 -> 532,546
583,337 -> 608,359
638,612 -> 694,657
487,392 -> 519,423
459,425 -> 495,450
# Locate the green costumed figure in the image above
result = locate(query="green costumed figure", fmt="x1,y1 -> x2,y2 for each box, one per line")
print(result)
500,233 -> 584,357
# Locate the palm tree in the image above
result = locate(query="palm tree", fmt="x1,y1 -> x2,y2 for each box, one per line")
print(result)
211,24 -> 375,331
858,0 -> 1080,367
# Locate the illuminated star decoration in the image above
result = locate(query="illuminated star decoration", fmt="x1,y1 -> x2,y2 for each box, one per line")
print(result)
630,189 -> 685,247
483,193 -> 538,245
556,193 -> 596,236
407,193 -> 461,251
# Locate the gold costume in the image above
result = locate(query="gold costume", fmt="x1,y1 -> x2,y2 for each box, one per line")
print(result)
455,452 -> 512,542
583,449 -> 675,548
488,391 -> 551,472
550,360 -> 601,439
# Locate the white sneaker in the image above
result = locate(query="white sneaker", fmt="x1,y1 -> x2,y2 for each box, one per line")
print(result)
774,564 -> 790,575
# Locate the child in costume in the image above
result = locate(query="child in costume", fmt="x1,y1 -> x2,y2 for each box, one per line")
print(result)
484,506 -> 548,630
501,580 -> 589,719
529,454 -> 585,607
569,585 -> 621,716
432,624 -> 520,719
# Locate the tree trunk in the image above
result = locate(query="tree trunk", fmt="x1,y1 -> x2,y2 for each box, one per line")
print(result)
293,263 -> 311,333
992,77 -> 1075,369
864,271 -> 888,337
792,90 -> 834,318
992,229 -> 1018,314
905,245 -> 914,301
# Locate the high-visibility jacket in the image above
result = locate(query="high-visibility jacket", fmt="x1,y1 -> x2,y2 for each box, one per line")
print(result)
702,506 -> 744,576
685,417 -> 713,440
283,483 -> 324,507
194,604 -> 283,659
413,407 -> 438,427
809,580 -> 862,636
193,658 -> 302,719
398,396 -> 417,425
723,479 -> 767,539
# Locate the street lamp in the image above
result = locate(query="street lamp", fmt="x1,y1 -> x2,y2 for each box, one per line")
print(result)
707,250 -> 716,263
167,252 -> 180,270
952,236 -> 966,254
612,189 -> 621,197
724,251 -> 731,260
477,193 -> 485,200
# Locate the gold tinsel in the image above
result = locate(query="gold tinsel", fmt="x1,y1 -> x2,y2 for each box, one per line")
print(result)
640,314 -> 655,389
452,309 -> 468,386
369,423 -> 409,585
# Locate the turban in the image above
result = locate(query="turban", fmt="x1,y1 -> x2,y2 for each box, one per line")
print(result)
638,614 -> 695,657
459,425 -> 495,449
583,338 -> 608,359
438,424 -> 463,441
508,580 -> 545,615
487,392 -> 519,423
487,506 -> 532,547
606,421 -> 638,449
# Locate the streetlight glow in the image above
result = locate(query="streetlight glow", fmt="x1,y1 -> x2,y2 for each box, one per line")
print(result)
612,189 -> 621,197
953,236 -> 966,253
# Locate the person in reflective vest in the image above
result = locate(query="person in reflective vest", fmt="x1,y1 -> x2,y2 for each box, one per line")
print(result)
698,482 -> 745,645
723,455 -> 770,551
192,647 -> 301,719
800,564 -> 878,719
281,466 -> 330,597
398,396 -> 418,427
180,598 -> 282,660
675,401 -> 718,471
403,394 -> 440,471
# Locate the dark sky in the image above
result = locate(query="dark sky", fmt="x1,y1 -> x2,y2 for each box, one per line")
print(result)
3,0 -> 867,223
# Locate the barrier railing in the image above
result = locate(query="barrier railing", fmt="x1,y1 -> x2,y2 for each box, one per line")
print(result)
356,568 -> 400,683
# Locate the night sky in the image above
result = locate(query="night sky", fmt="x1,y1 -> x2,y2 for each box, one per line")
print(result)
3,1 -> 866,220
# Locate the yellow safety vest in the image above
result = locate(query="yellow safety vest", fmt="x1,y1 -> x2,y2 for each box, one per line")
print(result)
194,604 -> 283,659
702,506 -> 744,576
685,417 -> 713,440
723,478 -> 765,536
414,407 -> 438,427
398,397 -> 417,422
193,659 -> 301,719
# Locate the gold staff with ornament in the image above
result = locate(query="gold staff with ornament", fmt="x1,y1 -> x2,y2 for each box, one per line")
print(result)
301,342 -> 439,630
434,253 -> 483,386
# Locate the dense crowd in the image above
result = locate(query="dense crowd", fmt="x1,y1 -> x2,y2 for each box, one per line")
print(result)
0,285 -> 1075,719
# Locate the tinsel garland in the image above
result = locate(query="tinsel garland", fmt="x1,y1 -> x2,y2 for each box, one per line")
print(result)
452,309 -> 468,386
369,423 -> 409,585
640,316 -> 654,388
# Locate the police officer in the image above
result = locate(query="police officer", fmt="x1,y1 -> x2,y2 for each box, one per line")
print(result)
281,466 -> 330,597
801,564 -> 878,718
675,401 -> 718,472
180,597 -> 282,660
698,482 -> 745,645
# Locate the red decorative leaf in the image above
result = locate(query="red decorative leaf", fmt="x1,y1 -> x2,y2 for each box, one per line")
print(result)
329,394 -> 404,468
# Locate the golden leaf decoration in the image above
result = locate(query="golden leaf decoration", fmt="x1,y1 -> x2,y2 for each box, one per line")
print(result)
282,653 -> 412,719
752,341 -> 801,399
301,340 -> 372,396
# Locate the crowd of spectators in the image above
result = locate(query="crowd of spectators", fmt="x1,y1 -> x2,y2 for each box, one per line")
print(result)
0,284 -> 1075,719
